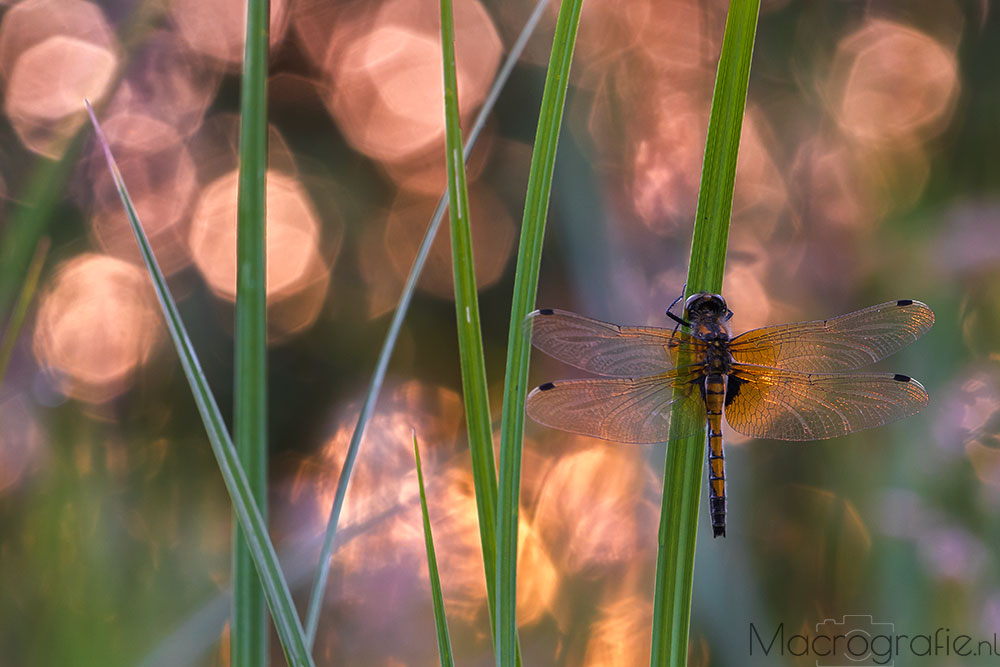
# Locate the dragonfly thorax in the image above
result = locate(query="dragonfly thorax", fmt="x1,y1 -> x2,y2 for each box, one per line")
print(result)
703,338 -> 734,375
685,293 -> 734,374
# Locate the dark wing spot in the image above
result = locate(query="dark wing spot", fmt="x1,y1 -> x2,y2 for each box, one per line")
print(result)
538,382 -> 556,391
896,299 -> 913,306
725,375 -> 745,407
538,308 -> 555,315
893,374 -> 911,383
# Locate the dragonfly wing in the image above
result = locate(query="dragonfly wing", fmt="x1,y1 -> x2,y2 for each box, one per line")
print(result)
525,370 -> 706,443
525,308 -> 703,377
729,300 -> 934,371
724,363 -> 929,441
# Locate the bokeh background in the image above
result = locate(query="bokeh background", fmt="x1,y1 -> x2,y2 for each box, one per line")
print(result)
0,0 -> 998,664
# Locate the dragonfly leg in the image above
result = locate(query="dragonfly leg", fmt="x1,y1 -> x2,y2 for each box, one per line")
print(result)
665,286 -> 690,336
665,285 -> 686,319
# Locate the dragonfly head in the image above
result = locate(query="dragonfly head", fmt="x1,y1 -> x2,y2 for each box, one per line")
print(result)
684,292 -> 728,320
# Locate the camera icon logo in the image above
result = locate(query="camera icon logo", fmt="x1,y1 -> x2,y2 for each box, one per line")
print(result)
815,615 -> 895,667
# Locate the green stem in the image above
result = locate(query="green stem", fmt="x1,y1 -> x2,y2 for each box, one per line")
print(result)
649,2 -> 760,666
0,0 -> 162,321
300,0 -> 550,647
439,0 -> 507,649
0,238 -> 50,389
495,1 -> 584,665
0,145 -> 83,324
413,433 -> 455,667
86,102 -> 314,667
233,0 -> 270,665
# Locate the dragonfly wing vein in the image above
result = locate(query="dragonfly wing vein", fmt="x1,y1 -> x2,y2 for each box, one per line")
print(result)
725,364 -> 928,441
525,371 -> 705,443
729,300 -> 934,371
525,308 -> 704,377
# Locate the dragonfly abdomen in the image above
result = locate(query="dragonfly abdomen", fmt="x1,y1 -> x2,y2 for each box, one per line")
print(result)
704,374 -> 727,538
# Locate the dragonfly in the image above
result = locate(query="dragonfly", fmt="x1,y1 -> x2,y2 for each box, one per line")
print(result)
524,293 -> 934,538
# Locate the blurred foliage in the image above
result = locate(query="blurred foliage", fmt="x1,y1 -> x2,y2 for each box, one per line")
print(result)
1,0 -> 999,665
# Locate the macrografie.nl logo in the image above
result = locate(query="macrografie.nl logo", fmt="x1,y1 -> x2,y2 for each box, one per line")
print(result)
749,615 -> 999,666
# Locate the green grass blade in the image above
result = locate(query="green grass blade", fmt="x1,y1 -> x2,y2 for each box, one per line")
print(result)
233,0 -> 270,664
301,0 -> 550,647
440,0 -> 504,640
685,0 -> 760,293
0,237 -> 50,389
85,102 -> 315,667
649,2 -> 760,666
0,1 -> 162,321
412,432 -> 455,667
495,1 -> 583,664
0,144 -> 84,323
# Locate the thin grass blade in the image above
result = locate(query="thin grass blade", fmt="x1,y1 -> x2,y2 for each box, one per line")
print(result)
495,1 -> 584,664
301,0 -> 550,647
85,102 -> 315,667
650,2 -> 760,666
440,0 -> 505,644
0,237 -> 50,389
232,0 -> 271,663
412,432 -> 455,667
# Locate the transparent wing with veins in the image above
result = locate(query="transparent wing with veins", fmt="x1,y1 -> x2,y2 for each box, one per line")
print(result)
525,370 -> 706,444
729,300 -> 934,371
724,364 -> 929,441
525,308 -> 705,378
